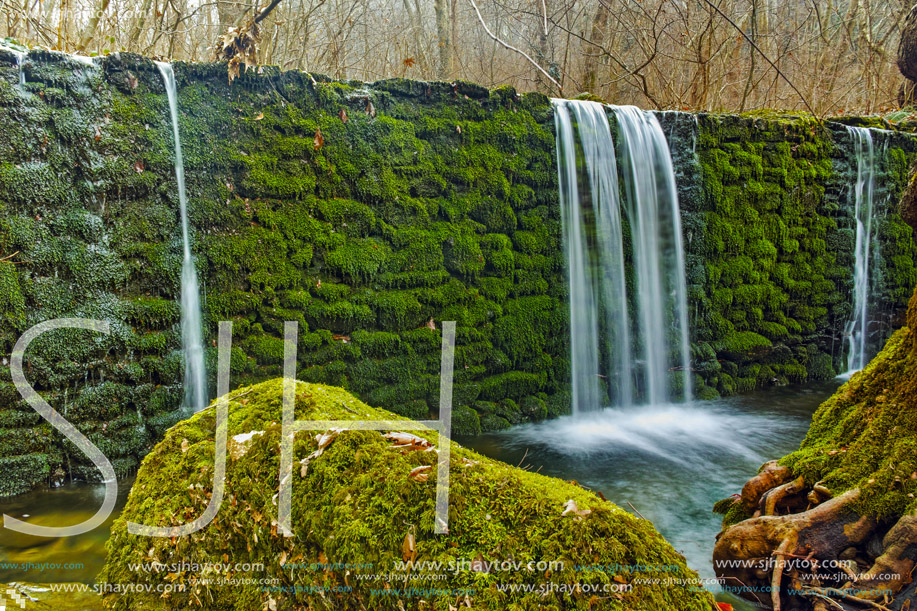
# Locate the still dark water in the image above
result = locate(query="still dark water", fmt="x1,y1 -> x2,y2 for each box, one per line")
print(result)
0,382 -> 839,607
0,476 -> 133,584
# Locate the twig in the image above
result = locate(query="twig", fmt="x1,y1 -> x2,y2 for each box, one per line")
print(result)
254,0 -> 283,24
465,0 -> 563,95
0,250 -> 20,262
696,0 -> 820,121
625,501 -> 647,521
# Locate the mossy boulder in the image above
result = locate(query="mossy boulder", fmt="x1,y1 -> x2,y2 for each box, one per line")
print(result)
100,379 -> 713,610
780,284 -> 917,520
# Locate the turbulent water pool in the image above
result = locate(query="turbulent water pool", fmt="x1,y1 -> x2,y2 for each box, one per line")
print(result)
459,380 -> 842,607
0,382 -> 839,607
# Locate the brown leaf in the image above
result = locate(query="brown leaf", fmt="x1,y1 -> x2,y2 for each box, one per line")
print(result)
227,56 -> 241,83
313,127 -> 324,150
403,57 -> 416,67
339,108 -> 348,123
300,428 -> 344,477
384,432 -> 433,449
401,530 -> 416,562
561,499 -> 592,520
409,465 -> 432,482
426,318 -> 436,330
133,160 -> 144,173
180,438 -> 189,453
94,125 -> 102,142
254,112 -> 264,121
365,99 -> 376,118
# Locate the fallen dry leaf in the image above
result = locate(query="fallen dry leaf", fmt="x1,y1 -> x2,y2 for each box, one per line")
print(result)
313,127 -> 324,150
409,465 -> 432,482
300,428 -> 344,477
365,99 -> 375,118
561,499 -> 592,520
180,439 -> 189,453
254,112 -> 264,120
339,108 -> 348,123
384,432 -> 434,454
402,529 -> 416,563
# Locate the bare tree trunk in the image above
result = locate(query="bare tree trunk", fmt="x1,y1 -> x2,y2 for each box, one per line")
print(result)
76,0 -> 111,50
126,0 -> 153,51
433,0 -> 451,79
898,4 -> 917,83
581,1 -> 608,93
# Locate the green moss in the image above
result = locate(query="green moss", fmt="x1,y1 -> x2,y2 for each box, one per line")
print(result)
688,113 -> 917,396
100,379 -> 713,611
0,453 -> 49,496
780,286 -> 917,521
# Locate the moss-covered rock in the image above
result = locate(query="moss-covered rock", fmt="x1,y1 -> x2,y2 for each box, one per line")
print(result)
100,379 -> 713,610
780,284 -> 917,520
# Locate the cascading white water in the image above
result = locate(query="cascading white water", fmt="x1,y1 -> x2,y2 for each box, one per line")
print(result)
554,100 -> 691,414
155,61 -> 208,413
613,106 -> 692,406
554,100 -> 633,411
842,126 -> 878,376
14,51 -> 25,86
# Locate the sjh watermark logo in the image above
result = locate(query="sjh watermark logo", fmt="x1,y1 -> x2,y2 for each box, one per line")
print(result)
3,318 -> 457,539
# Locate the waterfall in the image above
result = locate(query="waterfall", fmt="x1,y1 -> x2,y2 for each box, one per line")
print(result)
554,100 -> 691,414
155,61 -> 208,413
613,106 -> 692,406
1,45 -> 26,86
15,50 -> 25,86
842,126 -> 878,376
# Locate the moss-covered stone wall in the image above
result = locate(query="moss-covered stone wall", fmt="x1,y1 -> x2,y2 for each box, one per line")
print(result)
0,50 -> 565,497
667,113 -> 917,399
0,49 -> 915,497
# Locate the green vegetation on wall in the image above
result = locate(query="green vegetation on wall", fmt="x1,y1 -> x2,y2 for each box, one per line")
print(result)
667,113 -> 917,399
1,49 -> 916,498
0,50 -> 567,497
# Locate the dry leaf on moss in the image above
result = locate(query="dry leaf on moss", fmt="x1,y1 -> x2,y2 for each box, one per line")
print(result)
300,428 -> 344,477
409,465 -> 432,482
561,499 -> 592,520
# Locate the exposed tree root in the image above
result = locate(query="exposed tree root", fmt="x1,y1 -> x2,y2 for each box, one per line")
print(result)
740,460 -> 793,512
714,484 -> 884,609
845,507 -> 917,599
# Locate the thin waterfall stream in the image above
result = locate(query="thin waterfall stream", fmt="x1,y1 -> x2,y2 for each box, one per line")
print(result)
842,125 -> 878,376
155,61 -> 208,413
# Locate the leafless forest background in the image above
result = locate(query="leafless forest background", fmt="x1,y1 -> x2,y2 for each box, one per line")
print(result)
0,0 -> 913,114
